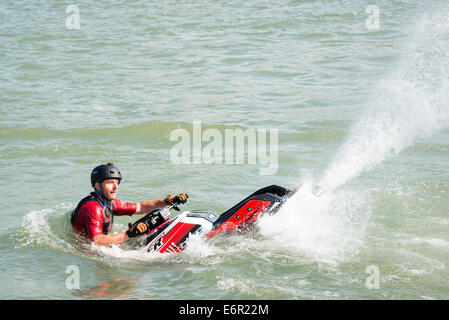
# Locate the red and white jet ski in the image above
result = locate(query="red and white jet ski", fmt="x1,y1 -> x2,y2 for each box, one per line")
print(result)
130,185 -> 296,254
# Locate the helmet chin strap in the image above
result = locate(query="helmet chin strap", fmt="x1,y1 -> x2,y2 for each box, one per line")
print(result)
94,183 -> 108,207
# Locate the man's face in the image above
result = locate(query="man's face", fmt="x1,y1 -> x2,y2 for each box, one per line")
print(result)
96,178 -> 120,201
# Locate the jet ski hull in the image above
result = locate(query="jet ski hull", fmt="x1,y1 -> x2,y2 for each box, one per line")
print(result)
141,185 -> 295,254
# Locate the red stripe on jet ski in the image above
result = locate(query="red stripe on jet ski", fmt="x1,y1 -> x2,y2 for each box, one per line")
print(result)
205,200 -> 271,238
157,222 -> 196,253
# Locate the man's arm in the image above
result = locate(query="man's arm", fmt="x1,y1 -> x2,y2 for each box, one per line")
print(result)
93,198 -> 166,246
93,194 -> 189,246
135,199 -> 166,215
93,232 -> 129,246
135,193 -> 189,214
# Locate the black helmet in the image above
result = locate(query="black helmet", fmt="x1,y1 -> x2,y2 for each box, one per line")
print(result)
90,163 -> 122,187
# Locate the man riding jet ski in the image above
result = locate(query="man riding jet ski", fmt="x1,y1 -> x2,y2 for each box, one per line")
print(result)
71,163 -> 188,246
131,185 -> 297,254
71,163 -> 297,252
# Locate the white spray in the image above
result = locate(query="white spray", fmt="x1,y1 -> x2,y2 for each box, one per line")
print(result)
319,8 -> 449,192
260,6 -> 449,263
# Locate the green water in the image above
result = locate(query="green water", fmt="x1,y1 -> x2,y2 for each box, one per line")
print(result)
1,0 -> 448,299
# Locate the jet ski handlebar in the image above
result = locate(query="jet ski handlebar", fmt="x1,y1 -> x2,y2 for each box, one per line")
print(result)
154,203 -> 179,222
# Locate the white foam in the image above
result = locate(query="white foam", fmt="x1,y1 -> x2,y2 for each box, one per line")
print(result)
258,178 -> 370,264
18,203 -> 75,252
402,237 -> 449,249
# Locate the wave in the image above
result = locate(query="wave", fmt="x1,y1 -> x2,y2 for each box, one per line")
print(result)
16,203 -> 76,253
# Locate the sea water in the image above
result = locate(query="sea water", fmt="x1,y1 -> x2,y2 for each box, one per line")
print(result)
0,0 -> 448,299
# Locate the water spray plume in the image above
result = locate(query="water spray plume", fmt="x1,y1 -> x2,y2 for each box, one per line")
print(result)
318,8 -> 449,193
261,5 -> 449,264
